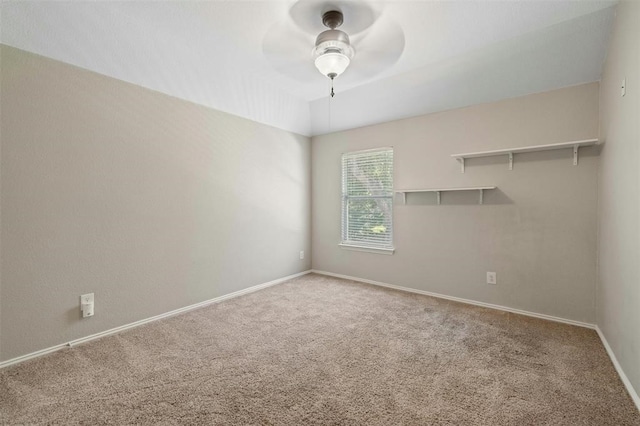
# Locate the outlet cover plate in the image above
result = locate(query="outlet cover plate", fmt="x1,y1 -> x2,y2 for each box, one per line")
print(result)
487,272 -> 497,285
80,293 -> 94,305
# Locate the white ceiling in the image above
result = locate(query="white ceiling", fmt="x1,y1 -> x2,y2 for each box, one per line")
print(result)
1,0 -> 617,136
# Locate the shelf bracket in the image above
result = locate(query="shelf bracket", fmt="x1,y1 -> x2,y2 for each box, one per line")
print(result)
458,158 -> 465,173
436,191 -> 441,205
508,152 -> 513,170
573,144 -> 579,166
479,189 -> 484,205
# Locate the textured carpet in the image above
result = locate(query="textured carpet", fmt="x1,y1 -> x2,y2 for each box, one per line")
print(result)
1,273 -> 638,425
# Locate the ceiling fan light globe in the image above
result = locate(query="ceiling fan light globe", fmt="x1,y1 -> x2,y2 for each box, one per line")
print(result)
315,52 -> 350,78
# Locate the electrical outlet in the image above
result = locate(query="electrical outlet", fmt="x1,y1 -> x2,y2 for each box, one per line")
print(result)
80,293 -> 94,318
486,272 -> 497,285
621,78 -> 626,97
299,250 -> 305,260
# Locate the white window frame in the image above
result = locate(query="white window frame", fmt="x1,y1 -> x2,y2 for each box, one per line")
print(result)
340,147 -> 394,255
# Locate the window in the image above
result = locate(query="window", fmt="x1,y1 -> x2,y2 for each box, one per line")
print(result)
341,148 -> 394,253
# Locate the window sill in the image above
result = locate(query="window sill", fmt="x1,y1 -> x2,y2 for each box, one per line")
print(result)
339,243 -> 395,255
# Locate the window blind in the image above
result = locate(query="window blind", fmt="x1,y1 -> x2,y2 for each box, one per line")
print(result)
341,148 -> 394,249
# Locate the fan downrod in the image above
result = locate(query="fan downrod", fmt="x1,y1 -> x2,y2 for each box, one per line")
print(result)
322,10 -> 344,29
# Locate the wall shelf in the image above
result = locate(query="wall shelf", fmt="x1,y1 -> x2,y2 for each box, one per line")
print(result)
395,186 -> 496,205
451,139 -> 598,173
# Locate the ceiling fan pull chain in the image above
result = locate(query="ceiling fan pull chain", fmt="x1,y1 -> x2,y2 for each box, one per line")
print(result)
328,78 -> 332,131
331,76 -> 335,98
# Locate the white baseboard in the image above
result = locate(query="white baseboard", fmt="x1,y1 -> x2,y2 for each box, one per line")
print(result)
310,270 -> 595,329
595,326 -> 640,413
0,270 -> 312,369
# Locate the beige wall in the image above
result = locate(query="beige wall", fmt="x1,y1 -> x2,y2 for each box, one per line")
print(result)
598,0 -> 640,399
312,83 -> 599,323
0,45 -> 311,361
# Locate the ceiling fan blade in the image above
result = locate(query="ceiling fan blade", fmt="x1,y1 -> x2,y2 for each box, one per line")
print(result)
346,20 -> 405,80
262,21 -> 318,82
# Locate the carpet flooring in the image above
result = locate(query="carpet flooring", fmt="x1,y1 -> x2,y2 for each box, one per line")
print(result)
1,273 -> 639,425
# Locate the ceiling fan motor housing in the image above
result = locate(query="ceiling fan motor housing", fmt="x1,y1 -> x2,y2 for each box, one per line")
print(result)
314,9 -> 354,60
315,29 -> 352,54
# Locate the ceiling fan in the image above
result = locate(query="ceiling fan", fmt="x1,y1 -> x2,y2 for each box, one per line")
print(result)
262,1 -> 405,98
